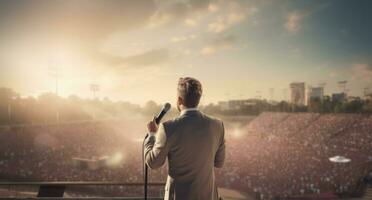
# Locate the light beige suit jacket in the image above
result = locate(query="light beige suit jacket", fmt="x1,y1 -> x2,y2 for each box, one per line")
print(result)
144,110 -> 226,200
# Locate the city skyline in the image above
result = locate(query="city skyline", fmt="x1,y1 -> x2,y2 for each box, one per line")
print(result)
0,0 -> 372,106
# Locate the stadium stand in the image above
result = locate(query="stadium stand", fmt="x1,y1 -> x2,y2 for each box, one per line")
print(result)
0,113 -> 371,199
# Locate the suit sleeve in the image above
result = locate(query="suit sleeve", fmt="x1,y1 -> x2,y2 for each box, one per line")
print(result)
144,123 -> 169,169
214,121 -> 226,168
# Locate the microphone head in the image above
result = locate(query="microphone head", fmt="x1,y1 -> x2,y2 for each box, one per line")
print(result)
163,103 -> 171,112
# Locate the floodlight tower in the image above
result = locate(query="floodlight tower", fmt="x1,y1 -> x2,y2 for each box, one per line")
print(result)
48,62 -> 60,123
7,96 -> 16,124
319,82 -> 327,95
364,87 -> 370,98
90,84 -> 100,121
48,64 -> 59,97
224,92 -> 230,101
282,88 -> 288,102
319,82 -> 327,88
90,84 -> 100,99
255,90 -> 262,100
269,88 -> 274,101
306,84 -> 312,105
338,81 -> 348,94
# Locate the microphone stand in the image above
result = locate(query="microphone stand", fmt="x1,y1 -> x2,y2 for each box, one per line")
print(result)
145,165 -> 148,200
143,103 -> 170,200
143,135 -> 149,200
143,120 -> 160,200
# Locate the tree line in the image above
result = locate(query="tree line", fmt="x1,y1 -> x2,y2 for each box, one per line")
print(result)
203,96 -> 372,116
0,87 -> 168,125
1,87 -> 371,125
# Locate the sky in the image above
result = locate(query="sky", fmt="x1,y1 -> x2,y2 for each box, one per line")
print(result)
0,0 -> 371,106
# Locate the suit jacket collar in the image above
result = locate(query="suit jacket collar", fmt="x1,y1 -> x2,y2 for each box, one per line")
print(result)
180,108 -> 199,116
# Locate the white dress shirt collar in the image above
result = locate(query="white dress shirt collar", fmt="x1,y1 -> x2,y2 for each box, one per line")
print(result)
180,107 -> 198,116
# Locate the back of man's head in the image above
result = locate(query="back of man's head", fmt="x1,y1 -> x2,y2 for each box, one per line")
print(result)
177,77 -> 203,108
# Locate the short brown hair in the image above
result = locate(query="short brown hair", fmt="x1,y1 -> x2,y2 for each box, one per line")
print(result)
177,77 -> 203,108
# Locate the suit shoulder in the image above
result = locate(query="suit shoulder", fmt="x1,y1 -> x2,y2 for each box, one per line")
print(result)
200,113 -> 224,137
161,118 -> 181,137
200,112 -> 223,125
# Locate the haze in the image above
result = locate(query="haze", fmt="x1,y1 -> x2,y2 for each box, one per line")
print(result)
0,0 -> 371,105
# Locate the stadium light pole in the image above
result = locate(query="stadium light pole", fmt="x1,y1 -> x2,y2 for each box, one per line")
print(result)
338,81 -> 348,94
90,84 -> 100,121
8,98 -> 11,124
363,87 -> 370,98
269,88 -> 274,101
319,82 -> 327,96
7,96 -> 16,125
282,88 -> 288,102
256,90 -> 262,100
224,92 -> 230,101
47,61 -> 61,124
90,83 -> 99,133
90,84 -> 100,99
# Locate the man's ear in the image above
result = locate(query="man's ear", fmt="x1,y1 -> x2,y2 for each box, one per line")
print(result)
177,96 -> 183,105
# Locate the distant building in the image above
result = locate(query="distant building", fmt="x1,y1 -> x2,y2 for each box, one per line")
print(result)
218,99 -> 260,111
364,89 -> 372,100
218,101 -> 229,111
348,96 -> 361,101
366,94 -> 372,100
290,82 -> 306,105
332,92 -> 347,102
307,87 -> 324,104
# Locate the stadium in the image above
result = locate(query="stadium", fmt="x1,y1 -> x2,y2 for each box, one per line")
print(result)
0,112 -> 371,199
1,0 -> 372,199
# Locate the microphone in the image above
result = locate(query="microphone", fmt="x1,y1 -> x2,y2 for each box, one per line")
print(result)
154,103 -> 171,124
143,103 -> 171,200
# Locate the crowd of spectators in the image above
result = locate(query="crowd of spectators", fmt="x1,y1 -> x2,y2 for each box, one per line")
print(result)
217,112 -> 372,199
0,112 -> 371,199
0,119 -> 166,197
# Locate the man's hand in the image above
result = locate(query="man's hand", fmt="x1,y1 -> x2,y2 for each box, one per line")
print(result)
147,117 -> 158,133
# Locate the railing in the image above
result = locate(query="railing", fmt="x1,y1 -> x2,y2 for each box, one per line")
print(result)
0,182 -> 166,200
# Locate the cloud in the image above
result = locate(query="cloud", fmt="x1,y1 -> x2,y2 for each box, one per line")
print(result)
284,2 -> 331,35
285,11 -> 308,34
207,2 -> 258,33
351,63 -> 372,82
207,12 -> 247,33
121,48 -> 170,67
200,35 -> 237,55
0,0 -> 256,68
147,0 -> 214,28
84,47 -> 168,68
148,0 -> 257,33
208,3 -> 219,13
148,2 -> 189,28
184,18 -> 198,27
200,46 -> 217,55
0,0 -> 160,68
171,35 -> 197,43
188,0 -> 212,10
207,17 -> 226,33
328,71 -> 339,78
0,0 -> 157,40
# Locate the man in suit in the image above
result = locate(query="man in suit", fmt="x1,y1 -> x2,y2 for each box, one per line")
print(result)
144,77 -> 226,200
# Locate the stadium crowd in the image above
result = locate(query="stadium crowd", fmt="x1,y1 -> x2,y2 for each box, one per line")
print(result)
216,112 -> 372,199
0,112 -> 371,199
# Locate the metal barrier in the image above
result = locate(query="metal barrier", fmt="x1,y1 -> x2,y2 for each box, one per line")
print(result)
0,182 -> 165,200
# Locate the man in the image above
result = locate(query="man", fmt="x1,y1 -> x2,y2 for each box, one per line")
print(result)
144,77 -> 226,200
